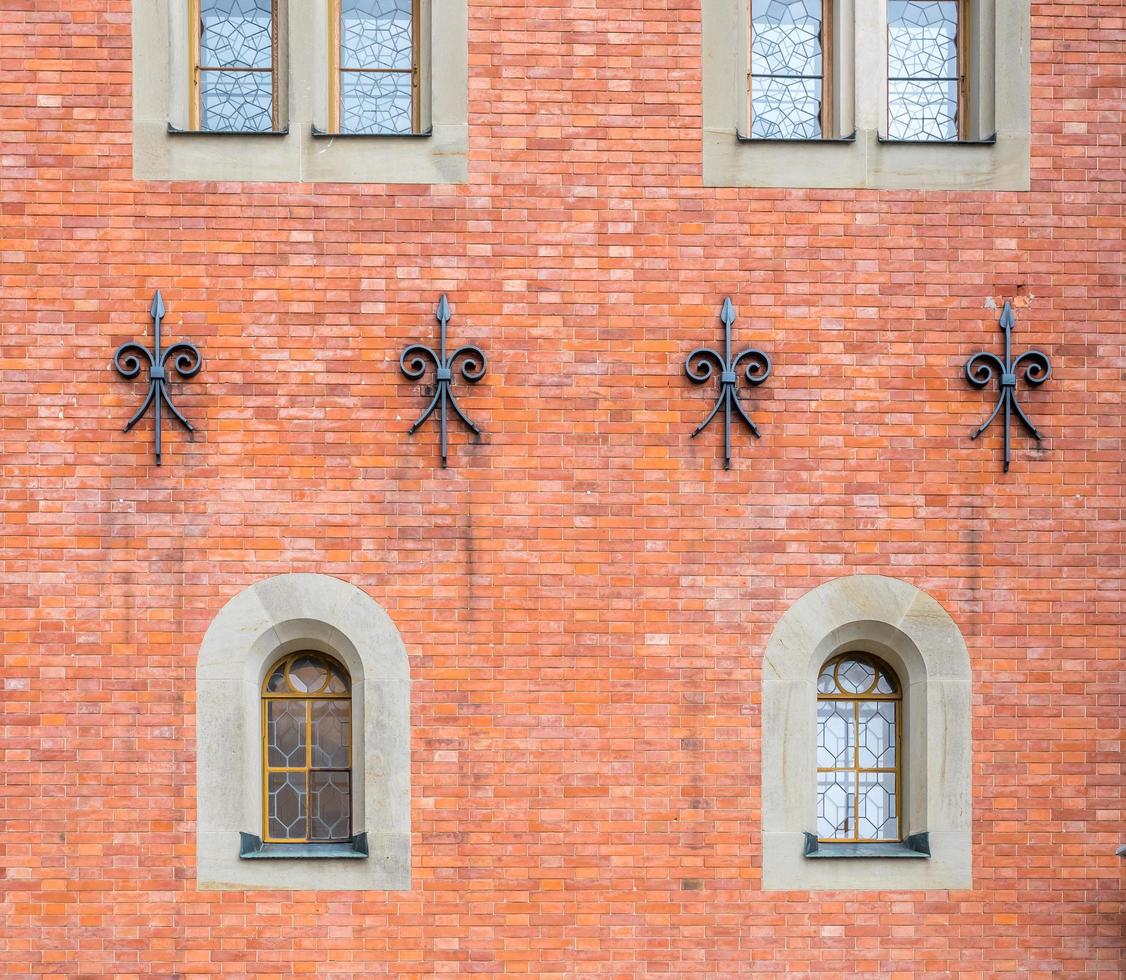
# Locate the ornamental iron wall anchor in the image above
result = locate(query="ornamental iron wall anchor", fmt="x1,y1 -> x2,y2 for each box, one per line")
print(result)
964,301 -> 1051,472
684,297 -> 772,469
399,294 -> 487,467
112,290 -> 202,465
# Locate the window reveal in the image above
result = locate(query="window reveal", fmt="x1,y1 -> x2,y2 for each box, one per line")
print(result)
816,653 -> 901,843
749,0 -> 829,140
887,0 -> 963,141
262,652 -> 352,843
191,0 -> 277,132
331,0 -> 420,134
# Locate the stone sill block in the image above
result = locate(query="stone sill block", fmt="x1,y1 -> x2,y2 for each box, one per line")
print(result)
239,831 -> 369,860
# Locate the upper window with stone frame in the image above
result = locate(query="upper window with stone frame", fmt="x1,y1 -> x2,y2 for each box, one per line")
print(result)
329,0 -> 422,135
886,0 -> 964,141
749,0 -> 833,140
190,0 -> 279,132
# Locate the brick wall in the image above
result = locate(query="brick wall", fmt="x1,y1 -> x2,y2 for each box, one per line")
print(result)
1,1 -> 1123,975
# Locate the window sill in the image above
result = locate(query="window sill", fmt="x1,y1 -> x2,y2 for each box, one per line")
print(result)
803,831 -> 930,859
311,126 -> 433,139
736,130 -> 857,144
876,132 -> 998,146
239,831 -> 369,860
166,123 -> 290,137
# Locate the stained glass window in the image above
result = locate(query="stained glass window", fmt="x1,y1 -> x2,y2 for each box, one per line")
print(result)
816,653 -> 900,842
333,0 -> 418,134
750,0 -> 826,140
887,0 -> 961,141
193,0 -> 276,132
262,652 -> 352,842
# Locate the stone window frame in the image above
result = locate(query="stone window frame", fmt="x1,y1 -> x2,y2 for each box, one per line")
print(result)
196,573 -> 411,891
702,0 -> 1030,189
761,574 -> 972,891
132,0 -> 467,183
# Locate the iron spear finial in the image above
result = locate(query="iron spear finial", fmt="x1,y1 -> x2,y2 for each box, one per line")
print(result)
112,290 -> 202,465
401,295 -> 488,467
684,298 -> 772,469
964,301 -> 1052,472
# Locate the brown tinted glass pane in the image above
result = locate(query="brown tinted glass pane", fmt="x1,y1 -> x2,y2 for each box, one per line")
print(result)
311,700 -> 350,768
268,771 -> 306,839
267,700 -> 306,767
266,662 -> 287,692
325,661 -> 350,694
289,654 -> 329,693
309,772 -> 351,840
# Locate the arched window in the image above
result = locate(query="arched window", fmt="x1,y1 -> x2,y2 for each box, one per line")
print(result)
262,652 -> 353,843
816,653 -> 901,843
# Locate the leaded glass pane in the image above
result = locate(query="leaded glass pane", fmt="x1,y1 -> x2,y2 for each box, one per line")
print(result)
817,770 -> 854,839
268,771 -> 306,839
750,78 -> 822,140
267,700 -> 306,767
341,72 -> 413,135
750,0 -> 823,139
816,662 -> 836,694
289,654 -> 329,693
837,657 -> 876,694
858,701 -> 896,768
341,0 -> 413,70
751,0 -> 822,76
874,664 -> 896,694
266,663 -> 287,692
325,661 -> 350,694
887,79 -> 959,141
887,0 -> 959,141
817,700 -> 854,768
311,700 -> 350,768
200,70 -> 273,132
859,771 -> 897,839
200,0 -> 273,67
310,772 -> 351,840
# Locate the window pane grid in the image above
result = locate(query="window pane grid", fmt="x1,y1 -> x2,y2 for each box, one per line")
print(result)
262,653 -> 352,843
191,0 -> 277,132
332,0 -> 420,134
749,0 -> 827,140
816,654 -> 901,843
886,0 -> 961,141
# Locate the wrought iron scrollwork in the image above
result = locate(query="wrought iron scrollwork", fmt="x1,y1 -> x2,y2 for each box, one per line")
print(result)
400,294 -> 487,467
964,301 -> 1051,472
685,297 -> 772,469
112,290 -> 202,465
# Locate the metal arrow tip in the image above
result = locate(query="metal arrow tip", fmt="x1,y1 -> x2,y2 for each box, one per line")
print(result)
151,290 -> 165,320
999,300 -> 1015,331
436,294 -> 451,322
721,297 -> 735,326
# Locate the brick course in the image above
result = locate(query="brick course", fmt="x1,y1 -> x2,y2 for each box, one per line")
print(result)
1,0 -> 1123,976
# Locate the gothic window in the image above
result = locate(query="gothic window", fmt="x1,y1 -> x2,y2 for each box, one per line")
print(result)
331,0 -> 420,134
749,0 -> 830,140
887,0 -> 963,141
262,652 -> 353,843
191,0 -> 278,132
816,653 -> 900,843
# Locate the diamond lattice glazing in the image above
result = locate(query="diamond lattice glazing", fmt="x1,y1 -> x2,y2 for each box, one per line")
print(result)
816,653 -> 901,842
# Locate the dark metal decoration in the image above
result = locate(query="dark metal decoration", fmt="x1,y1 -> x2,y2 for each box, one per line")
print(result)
964,301 -> 1051,472
684,297 -> 772,469
112,290 -> 202,465
399,294 -> 487,467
